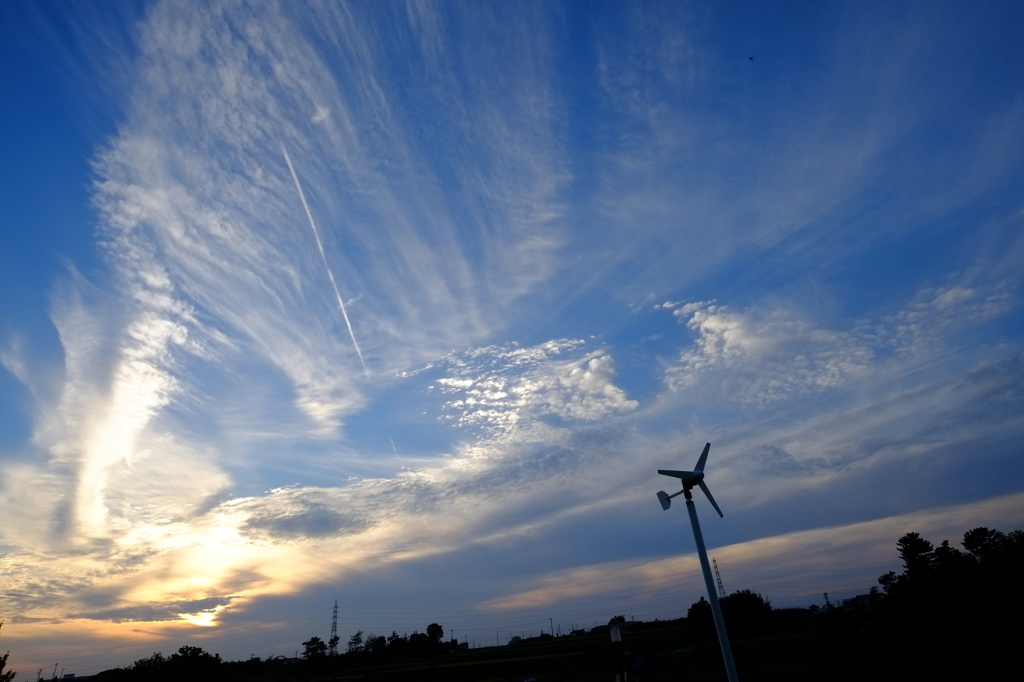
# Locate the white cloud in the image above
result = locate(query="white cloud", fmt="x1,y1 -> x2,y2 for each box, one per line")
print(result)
883,281 -> 1014,359
666,302 -> 873,405
0,336 -> 32,394
435,340 -> 637,432
311,105 -> 330,124
665,270 -> 1018,408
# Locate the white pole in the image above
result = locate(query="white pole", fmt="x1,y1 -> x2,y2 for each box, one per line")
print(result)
685,488 -> 740,682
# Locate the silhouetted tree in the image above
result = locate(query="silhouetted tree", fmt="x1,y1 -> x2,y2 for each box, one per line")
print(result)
896,531 -> 934,575
170,645 -> 220,664
167,645 -> 222,677
93,646 -> 225,682
874,526 -> 1024,677
687,590 -> 772,639
302,636 -> 328,659
0,622 -> 15,682
386,631 -> 405,653
345,630 -> 364,654
131,652 -> 167,670
85,652 -> 168,682
365,633 -> 387,656
686,596 -> 713,639
426,623 -> 444,644
721,589 -> 772,637
962,526 -> 1005,561
408,630 -> 430,654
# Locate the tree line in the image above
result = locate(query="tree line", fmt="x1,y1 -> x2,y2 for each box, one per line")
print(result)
816,526 -> 1023,678
82,622 -> 455,681
301,621 -> 451,661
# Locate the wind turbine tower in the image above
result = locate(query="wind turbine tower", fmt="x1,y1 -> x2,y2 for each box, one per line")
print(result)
657,442 -> 740,682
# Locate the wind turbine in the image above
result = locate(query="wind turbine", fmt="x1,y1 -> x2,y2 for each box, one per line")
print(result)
657,442 -> 740,682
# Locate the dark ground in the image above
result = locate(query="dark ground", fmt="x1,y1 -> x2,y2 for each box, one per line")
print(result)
212,619 -> 970,682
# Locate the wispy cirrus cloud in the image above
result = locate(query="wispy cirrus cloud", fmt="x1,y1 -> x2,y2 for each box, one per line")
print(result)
663,266 -> 1020,408
1,0 -> 574,633
88,0 -> 572,430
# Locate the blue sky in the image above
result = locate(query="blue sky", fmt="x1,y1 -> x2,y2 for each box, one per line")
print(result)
2,0 -> 1023,674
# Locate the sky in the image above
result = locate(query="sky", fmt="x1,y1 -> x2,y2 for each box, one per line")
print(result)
2,0 -> 1023,675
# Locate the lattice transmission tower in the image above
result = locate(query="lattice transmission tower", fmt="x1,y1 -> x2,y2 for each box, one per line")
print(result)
713,557 -> 725,599
329,599 -> 339,655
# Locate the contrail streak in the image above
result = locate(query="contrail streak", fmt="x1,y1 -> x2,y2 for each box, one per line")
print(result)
281,143 -> 367,373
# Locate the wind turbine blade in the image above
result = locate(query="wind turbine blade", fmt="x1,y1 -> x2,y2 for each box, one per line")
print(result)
695,442 -> 711,472
698,480 -> 724,517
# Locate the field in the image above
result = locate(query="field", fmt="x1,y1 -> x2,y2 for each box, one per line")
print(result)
233,619 -> 931,682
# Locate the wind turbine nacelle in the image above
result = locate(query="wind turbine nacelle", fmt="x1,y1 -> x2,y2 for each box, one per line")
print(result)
657,469 -> 704,485
657,490 -> 672,510
656,443 -> 724,517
